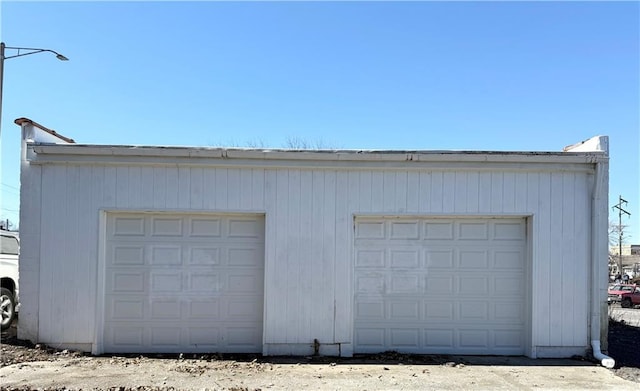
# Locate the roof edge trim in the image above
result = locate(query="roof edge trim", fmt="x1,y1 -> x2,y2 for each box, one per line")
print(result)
29,144 -> 607,165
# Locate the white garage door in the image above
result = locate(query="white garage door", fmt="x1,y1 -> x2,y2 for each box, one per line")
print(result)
354,217 -> 527,355
103,213 -> 264,353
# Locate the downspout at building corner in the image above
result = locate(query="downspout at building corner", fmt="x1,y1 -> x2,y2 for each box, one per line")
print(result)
586,136 -> 614,369
565,135 -> 614,368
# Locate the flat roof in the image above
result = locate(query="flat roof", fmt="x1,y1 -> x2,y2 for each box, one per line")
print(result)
16,117 -> 608,165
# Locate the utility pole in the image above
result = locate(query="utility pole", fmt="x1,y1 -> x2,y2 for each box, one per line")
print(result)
612,195 -> 631,277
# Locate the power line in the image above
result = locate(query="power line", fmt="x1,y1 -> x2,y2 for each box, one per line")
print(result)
1,183 -> 20,191
1,183 -> 20,197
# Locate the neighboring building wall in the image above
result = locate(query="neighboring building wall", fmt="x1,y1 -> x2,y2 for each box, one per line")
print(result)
20,154 -> 597,356
610,245 -> 634,256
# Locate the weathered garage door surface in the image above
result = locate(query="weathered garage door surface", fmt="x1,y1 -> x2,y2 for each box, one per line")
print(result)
104,213 -> 265,353
354,217 -> 526,355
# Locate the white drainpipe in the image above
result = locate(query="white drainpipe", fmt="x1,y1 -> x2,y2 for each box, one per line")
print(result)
592,340 -> 615,369
590,153 -> 615,369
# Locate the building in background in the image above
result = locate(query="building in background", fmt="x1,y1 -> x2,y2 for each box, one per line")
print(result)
609,244 -> 640,279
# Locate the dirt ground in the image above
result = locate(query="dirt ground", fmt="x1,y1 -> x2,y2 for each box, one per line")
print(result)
1,314 -> 639,390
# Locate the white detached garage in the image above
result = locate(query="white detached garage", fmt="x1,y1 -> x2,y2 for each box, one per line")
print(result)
15,118 -> 612,362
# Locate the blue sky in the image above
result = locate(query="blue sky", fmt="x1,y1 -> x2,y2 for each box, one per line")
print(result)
0,1 -> 638,243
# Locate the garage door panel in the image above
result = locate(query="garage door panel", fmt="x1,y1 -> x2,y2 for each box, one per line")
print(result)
356,249 -> 385,268
151,218 -> 183,236
494,302 -> 524,322
390,328 -> 420,347
227,274 -> 262,293
357,326 -> 527,354
110,271 -> 146,293
228,219 -> 262,238
189,218 -> 221,237
104,213 -> 264,353
425,329 -> 454,348
355,217 -> 526,355
494,275 -> 525,296
390,301 -> 420,319
150,246 -> 182,265
149,299 -> 181,319
150,327 -> 181,346
111,326 -> 144,346
110,299 -> 145,320
390,221 -> 420,239
113,217 -> 145,236
425,250 -> 454,268
459,276 -> 489,294
228,247 -> 262,266
390,275 -> 420,293
356,221 -> 385,239
495,329 -> 524,348
425,302 -> 454,320
150,271 -> 182,292
356,301 -> 385,319
390,249 -> 419,268
459,302 -> 489,321
423,221 -> 454,240
459,329 -> 489,348
227,297 -> 263,319
227,327 -> 262,347
113,246 -> 145,265
189,272 -> 219,292
425,276 -> 454,293
459,250 -> 489,268
188,299 -> 220,318
356,273 -> 385,293
458,222 -> 489,240
424,222 -> 454,240
355,328 -> 386,349
493,222 -> 525,240
189,247 -> 220,265
188,327 -> 220,347
494,250 -> 524,268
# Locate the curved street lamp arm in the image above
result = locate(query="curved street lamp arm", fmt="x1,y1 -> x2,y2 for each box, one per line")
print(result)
3,46 -> 69,61
0,42 -> 69,138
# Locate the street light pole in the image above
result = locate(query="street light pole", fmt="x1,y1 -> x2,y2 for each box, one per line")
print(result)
1,42 -> 6,140
0,42 -> 69,137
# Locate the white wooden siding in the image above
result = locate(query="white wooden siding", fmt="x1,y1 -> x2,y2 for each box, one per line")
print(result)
22,160 -> 592,353
16,162 -> 42,342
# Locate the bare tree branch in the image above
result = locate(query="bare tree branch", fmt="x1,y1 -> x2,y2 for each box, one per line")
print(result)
284,136 -> 340,150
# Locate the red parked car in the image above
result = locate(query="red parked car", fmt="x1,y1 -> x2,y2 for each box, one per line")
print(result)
608,284 -> 639,307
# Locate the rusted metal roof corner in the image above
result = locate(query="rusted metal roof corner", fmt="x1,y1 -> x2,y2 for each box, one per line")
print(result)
14,117 -> 76,144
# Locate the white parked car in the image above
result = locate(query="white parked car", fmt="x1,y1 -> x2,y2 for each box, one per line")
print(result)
1,230 -> 19,331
